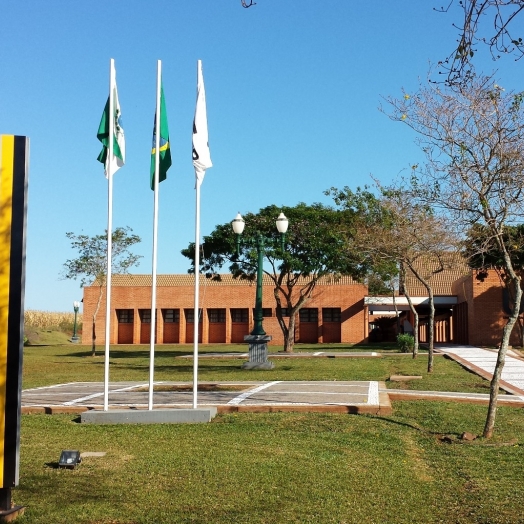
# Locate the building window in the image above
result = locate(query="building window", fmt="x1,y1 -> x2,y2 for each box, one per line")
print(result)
299,308 -> 318,323
323,308 -> 341,322
140,310 -> 151,324
252,308 -> 272,318
163,309 -> 180,323
231,308 -> 248,323
208,308 -> 226,323
279,308 -> 290,317
185,309 -> 203,324
117,309 -> 134,323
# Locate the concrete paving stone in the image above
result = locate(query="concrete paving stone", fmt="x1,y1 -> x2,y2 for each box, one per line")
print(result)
21,346 -> 524,414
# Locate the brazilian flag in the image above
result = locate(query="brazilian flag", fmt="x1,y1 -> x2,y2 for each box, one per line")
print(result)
150,83 -> 172,190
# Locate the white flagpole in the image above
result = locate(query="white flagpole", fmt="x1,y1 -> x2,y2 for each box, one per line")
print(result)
103,59 -> 115,412
193,178 -> 202,409
148,60 -> 162,411
192,59 -> 212,409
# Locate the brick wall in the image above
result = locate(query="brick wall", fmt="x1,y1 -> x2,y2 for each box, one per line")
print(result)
452,270 -> 522,346
82,275 -> 368,346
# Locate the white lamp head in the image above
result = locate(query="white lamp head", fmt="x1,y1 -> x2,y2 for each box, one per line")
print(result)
73,301 -> 80,309
276,212 -> 289,234
232,213 -> 245,235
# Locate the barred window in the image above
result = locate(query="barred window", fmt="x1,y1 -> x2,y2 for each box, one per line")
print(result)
299,308 -> 318,323
323,308 -> 341,322
279,308 -> 290,317
185,309 -> 203,324
253,308 -> 272,318
231,308 -> 249,323
117,309 -> 134,324
163,309 -> 180,323
140,310 -> 151,324
140,310 -> 158,324
208,309 -> 226,323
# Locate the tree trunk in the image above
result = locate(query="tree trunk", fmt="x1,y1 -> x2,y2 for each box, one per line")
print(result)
483,277 -> 522,438
391,288 -> 400,338
404,293 -> 419,358
413,310 -> 419,358
283,313 -> 296,352
401,266 -> 419,358
91,284 -> 104,357
427,288 -> 435,372
91,322 -> 97,357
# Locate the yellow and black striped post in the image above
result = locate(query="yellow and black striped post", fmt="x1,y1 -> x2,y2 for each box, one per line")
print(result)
0,135 -> 29,515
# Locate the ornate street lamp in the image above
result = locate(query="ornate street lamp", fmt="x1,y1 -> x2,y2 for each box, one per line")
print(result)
232,212 -> 289,369
71,301 -> 80,343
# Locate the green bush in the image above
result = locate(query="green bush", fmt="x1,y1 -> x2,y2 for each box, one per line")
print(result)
397,333 -> 414,353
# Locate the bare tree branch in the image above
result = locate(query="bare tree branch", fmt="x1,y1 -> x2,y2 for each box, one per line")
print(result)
437,1 -> 524,84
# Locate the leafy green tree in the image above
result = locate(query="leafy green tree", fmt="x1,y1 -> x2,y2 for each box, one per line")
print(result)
62,227 -> 142,356
182,203 -> 367,352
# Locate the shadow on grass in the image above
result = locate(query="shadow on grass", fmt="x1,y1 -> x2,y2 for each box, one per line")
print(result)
61,348 -> 249,359
369,414 -> 463,438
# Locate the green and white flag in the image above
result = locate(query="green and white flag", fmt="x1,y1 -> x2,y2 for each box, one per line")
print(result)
97,79 -> 125,177
150,83 -> 172,190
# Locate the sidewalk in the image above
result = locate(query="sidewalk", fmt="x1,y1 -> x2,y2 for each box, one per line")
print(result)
435,344 -> 524,396
20,345 -> 524,415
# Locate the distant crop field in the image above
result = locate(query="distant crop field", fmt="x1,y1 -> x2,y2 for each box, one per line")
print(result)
24,310 -> 82,331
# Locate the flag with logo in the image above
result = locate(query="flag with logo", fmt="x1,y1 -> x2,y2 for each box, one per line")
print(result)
192,60 -> 212,184
150,83 -> 172,190
97,72 -> 125,177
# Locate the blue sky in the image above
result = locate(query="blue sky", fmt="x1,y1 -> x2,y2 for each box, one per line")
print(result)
1,1 -> 520,312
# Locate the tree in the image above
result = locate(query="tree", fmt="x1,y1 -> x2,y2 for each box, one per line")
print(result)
239,1 -> 524,85
182,203 -> 367,352
328,185 -> 460,369
62,227 -> 142,357
438,1 -> 524,84
385,74 -> 524,437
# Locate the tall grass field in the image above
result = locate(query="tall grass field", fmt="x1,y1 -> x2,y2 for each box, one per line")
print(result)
24,310 -> 82,345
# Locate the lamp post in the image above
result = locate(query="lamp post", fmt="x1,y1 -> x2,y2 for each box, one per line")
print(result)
232,212 -> 289,369
71,301 -> 80,343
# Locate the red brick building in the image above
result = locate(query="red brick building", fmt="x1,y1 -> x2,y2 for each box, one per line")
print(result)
82,274 -> 368,346
367,264 -> 522,347
452,270 -> 523,347
82,265 -> 521,347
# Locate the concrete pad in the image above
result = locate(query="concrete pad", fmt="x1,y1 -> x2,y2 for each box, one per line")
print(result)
81,408 -> 217,424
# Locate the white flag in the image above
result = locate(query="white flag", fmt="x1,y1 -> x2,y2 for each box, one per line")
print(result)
192,60 -> 212,183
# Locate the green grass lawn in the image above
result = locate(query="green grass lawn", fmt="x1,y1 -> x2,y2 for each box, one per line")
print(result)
17,342 -> 524,523
17,407 -> 524,524
23,343 -> 489,394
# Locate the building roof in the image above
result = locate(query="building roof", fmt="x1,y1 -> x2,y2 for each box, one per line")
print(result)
402,253 -> 470,296
94,273 -> 361,287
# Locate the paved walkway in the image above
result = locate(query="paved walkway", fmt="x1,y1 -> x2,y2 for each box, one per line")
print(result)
21,380 -> 392,415
435,344 -> 524,396
20,345 -> 524,415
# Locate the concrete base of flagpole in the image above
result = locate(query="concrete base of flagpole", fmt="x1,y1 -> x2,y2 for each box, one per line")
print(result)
81,408 -> 217,425
242,335 -> 274,370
